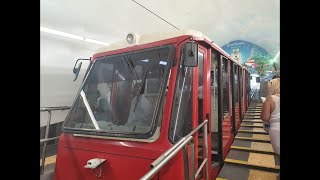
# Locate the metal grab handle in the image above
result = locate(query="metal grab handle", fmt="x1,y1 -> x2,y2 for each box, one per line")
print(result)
40,106 -> 70,112
140,120 -> 209,180
140,136 -> 193,180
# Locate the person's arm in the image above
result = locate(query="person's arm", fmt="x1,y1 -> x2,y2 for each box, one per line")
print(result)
261,96 -> 272,122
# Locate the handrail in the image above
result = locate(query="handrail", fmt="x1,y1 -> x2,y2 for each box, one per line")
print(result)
40,136 -> 60,143
140,120 -> 209,180
40,106 -> 71,112
40,106 -> 70,174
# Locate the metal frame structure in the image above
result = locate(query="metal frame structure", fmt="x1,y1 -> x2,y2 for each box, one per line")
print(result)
140,120 -> 209,180
40,106 -> 70,174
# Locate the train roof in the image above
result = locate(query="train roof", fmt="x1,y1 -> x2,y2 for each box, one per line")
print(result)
94,29 -> 248,71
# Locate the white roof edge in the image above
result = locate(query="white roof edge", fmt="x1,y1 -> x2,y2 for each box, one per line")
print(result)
94,29 -> 212,54
94,29 -> 248,71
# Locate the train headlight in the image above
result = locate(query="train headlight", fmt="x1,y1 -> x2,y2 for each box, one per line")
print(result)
126,33 -> 136,44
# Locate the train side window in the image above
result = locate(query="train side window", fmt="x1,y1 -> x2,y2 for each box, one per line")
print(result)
239,69 -> 244,116
222,58 -> 229,118
198,51 -> 204,123
234,65 -> 239,105
210,52 -> 219,161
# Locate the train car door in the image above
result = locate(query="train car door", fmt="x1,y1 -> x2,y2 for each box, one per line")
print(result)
239,68 -> 244,119
168,42 -> 211,179
246,72 -> 251,108
197,45 -> 211,179
231,63 -> 241,133
242,69 -> 247,113
219,56 -> 233,159
209,50 -> 223,178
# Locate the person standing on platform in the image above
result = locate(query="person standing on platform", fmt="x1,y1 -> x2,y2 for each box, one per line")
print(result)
260,78 -> 280,155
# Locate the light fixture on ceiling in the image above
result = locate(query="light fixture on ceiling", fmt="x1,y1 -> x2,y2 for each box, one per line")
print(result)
40,26 -> 109,46
84,38 -> 109,46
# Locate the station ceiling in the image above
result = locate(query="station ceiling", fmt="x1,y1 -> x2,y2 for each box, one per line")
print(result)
41,0 -> 279,59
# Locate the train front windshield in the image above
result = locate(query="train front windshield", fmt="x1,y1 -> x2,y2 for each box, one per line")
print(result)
64,46 -> 174,137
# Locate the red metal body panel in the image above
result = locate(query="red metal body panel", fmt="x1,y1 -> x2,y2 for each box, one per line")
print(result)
222,115 -> 234,160
211,165 -> 221,179
203,47 -> 213,179
54,135 -> 158,180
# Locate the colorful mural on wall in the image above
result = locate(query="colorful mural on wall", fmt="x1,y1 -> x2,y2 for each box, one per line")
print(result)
221,40 -> 269,66
222,40 -> 277,81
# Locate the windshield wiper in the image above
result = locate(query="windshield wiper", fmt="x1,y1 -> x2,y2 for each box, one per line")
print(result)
122,56 -> 140,81
133,50 -> 163,111
133,69 -> 148,112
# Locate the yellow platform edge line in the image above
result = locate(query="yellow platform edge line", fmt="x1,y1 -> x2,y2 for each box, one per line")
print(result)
243,119 -> 262,121
40,155 -> 57,166
235,137 -> 270,142
238,130 -> 268,134
242,119 -> 263,123
241,125 -> 263,128
216,178 -> 228,180
242,120 -> 262,121
224,158 -> 280,170
231,146 -> 274,153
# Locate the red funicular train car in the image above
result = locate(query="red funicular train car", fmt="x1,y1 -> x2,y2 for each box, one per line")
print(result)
54,30 -> 251,180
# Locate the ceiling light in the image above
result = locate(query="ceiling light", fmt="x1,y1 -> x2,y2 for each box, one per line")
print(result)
84,38 -> 109,46
40,26 -> 109,46
40,27 -> 83,40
